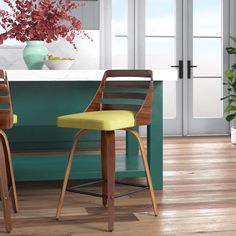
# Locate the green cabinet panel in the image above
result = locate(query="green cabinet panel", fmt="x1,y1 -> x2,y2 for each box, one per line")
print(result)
7,81 -> 163,189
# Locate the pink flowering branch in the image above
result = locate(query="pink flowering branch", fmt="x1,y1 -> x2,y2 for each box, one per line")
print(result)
0,0 -> 92,49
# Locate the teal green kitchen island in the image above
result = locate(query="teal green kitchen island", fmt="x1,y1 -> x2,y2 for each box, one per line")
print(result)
5,70 -> 172,190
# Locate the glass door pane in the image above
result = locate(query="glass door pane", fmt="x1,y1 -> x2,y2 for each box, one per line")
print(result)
145,0 -> 182,135
111,0 -> 128,69
193,0 -> 221,36
188,0 -> 228,134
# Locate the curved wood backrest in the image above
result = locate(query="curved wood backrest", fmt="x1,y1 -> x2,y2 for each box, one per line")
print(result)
86,70 -> 154,126
0,70 -> 13,129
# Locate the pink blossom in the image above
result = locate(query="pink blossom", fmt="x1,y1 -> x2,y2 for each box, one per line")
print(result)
0,0 -> 91,49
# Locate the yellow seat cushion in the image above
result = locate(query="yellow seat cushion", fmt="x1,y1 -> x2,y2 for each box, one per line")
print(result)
57,110 -> 136,131
13,114 -> 17,124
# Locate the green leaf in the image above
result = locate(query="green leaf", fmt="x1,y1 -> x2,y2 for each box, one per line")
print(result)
226,47 -> 236,54
221,95 -> 230,100
224,105 -> 236,112
226,113 -> 236,122
231,80 -> 236,88
229,99 -> 236,104
232,64 -> 236,70
230,36 -> 236,43
225,69 -> 234,79
221,94 -> 236,100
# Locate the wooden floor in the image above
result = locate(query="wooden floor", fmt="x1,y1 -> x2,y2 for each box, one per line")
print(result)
1,136 -> 236,235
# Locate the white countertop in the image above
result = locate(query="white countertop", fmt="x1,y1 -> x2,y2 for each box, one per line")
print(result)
6,70 -> 178,81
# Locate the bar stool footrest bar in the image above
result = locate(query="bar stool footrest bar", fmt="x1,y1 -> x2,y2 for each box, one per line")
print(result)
66,179 -> 149,199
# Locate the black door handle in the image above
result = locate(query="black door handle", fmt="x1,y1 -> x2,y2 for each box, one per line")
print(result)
187,60 -> 197,79
171,60 -> 183,79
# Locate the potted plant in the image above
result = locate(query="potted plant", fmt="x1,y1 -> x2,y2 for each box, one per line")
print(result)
222,36 -> 236,143
0,0 -> 91,69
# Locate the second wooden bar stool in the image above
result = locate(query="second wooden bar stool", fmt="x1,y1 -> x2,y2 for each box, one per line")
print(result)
0,69 -> 19,233
56,70 -> 158,231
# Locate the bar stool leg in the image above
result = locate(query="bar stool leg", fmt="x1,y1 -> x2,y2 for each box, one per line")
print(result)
126,128 -> 158,216
0,130 -> 18,213
102,131 -> 116,232
56,129 -> 88,220
101,132 -> 107,207
0,138 -> 12,233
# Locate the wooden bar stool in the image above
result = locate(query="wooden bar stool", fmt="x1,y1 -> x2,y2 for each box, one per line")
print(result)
56,70 -> 158,231
0,70 -> 18,233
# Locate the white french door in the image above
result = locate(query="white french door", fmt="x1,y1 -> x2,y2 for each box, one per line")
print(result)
185,0 -> 228,135
102,0 -> 233,135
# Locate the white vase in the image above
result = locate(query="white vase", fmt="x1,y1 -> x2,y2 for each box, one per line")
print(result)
231,127 -> 236,144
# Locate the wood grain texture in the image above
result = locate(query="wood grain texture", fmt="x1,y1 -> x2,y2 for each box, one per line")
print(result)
0,70 -> 13,129
103,92 -> 146,100
101,132 -> 107,207
106,81 -> 150,88
125,128 -> 157,216
102,104 -> 141,112
85,70 -> 154,126
0,130 -> 18,213
0,96 -> 10,104
103,131 -> 116,232
0,139 -> 12,233
1,136 -> 236,235
56,130 -> 89,220
0,84 -> 8,93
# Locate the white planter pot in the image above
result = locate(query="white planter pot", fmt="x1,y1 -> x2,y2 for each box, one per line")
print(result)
231,127 -> 236,144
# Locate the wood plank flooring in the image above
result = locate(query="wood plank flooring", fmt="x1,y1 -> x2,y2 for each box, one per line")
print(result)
1,136 -> 236,235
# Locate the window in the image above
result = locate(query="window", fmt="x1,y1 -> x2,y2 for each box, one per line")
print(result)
111,0 -> 128,69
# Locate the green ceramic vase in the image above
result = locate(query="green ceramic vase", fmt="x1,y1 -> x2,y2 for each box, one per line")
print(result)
23,41 -> 48,70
